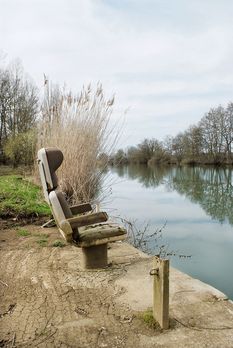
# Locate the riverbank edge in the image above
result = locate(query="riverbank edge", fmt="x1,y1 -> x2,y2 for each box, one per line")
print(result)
111,241 -> 230,306
110,241 -> 233,347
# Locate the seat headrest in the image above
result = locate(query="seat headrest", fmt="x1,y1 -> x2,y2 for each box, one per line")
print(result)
45,148 -> 63,190
45,148 -> 64,175
37,147 -> 64,203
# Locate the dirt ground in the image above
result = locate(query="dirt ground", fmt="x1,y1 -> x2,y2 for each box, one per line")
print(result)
1,219 -> 233,348
0,219 -> 165,348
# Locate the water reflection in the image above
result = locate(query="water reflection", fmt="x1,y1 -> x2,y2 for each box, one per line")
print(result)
108,164 -> 233,299
110,165 -> 233,226
112,164 -> 170,188
168,167 -> 233,225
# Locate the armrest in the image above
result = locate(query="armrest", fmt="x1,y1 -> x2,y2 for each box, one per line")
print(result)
64,212 -> 108,228
70,203 -> 92,215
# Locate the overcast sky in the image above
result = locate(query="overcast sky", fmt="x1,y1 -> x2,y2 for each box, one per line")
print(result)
1,0 -> 233,147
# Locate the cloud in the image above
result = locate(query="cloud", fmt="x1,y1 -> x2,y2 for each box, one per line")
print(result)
1,0 -> 233,146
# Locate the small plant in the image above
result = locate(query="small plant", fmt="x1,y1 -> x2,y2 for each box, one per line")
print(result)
17,229 -> 31,237
52,240 -> 66,247
116,217 -> 192,259
138,309 -> 159,329
116,217 -> 168,256
35,233 -> 49,238
36,239 -> 48,247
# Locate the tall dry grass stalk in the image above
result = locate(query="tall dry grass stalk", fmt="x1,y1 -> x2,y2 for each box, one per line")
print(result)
36,80 -> 119,204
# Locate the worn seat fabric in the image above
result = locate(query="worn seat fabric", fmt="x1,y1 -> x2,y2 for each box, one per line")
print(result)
78,223 -> 126,242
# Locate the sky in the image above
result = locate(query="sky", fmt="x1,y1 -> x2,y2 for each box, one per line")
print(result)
1,0 -> 233,148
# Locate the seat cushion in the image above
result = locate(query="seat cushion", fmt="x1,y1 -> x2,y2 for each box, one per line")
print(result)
77,223 -> 126,242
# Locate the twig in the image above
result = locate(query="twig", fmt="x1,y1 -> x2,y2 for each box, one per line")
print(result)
0,304 -> 16,319
174,317 -> 233,331
11,333 -> 16,347
33,329 -> 57,347
95,327 -> 106,348
0,280 -> 8,287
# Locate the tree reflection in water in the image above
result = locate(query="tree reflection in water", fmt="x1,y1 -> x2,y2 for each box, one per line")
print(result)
109,164 -> 233,225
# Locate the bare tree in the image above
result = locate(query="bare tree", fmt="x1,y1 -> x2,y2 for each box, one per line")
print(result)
223,103 -> 233,162
0,61 -> 38,162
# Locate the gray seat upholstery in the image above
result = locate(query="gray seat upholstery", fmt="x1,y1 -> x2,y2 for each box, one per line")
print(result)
37,148 -> 63,203
38,147 -> 93,214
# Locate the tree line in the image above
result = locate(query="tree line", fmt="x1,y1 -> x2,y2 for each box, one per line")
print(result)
110,103 -> 233,166
0,61 -> 38,165
1,59 -> 233,168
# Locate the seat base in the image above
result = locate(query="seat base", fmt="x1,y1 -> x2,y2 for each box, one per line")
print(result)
82,244 -> 107,269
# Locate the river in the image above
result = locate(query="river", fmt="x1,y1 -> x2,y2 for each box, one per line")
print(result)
103,165 -> 233,300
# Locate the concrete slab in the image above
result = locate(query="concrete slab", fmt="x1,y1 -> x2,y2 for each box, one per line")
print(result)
111,243 -> 233,347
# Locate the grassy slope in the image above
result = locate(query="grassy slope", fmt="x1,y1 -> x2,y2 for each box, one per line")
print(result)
0,175 -> 51,218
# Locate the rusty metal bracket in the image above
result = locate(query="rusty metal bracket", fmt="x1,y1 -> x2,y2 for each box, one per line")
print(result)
149,268 -> 159,277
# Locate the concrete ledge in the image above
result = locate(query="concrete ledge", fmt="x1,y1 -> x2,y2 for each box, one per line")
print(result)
109,242 -> 233,347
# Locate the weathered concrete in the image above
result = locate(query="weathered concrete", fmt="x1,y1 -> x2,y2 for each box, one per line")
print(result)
113,243 -> 233,347
82,243 -> 108,269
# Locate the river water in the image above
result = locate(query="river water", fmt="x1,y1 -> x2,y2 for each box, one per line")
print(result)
104,165 -> 233,300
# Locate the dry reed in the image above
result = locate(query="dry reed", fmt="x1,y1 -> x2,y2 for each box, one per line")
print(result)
36,79 -> 118,204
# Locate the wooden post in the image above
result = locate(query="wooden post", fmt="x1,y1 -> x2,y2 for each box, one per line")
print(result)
152,256 -> 169,329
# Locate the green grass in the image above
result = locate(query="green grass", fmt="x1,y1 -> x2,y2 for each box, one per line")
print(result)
138,309 -> 159,329
34,233 -> 50,238
52,240 -> 66,247
36,239 -> 48,247
17,228 -> 31,237
0,175 -> 51,218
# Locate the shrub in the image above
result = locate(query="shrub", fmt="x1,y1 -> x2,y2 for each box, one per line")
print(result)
36,81 -> 118,204
4,130 -> 37,167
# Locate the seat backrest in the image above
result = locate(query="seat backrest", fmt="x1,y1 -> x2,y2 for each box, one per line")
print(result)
49,190 -> 79,241
49,190 -> 73,224
37,147 -> 64,203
